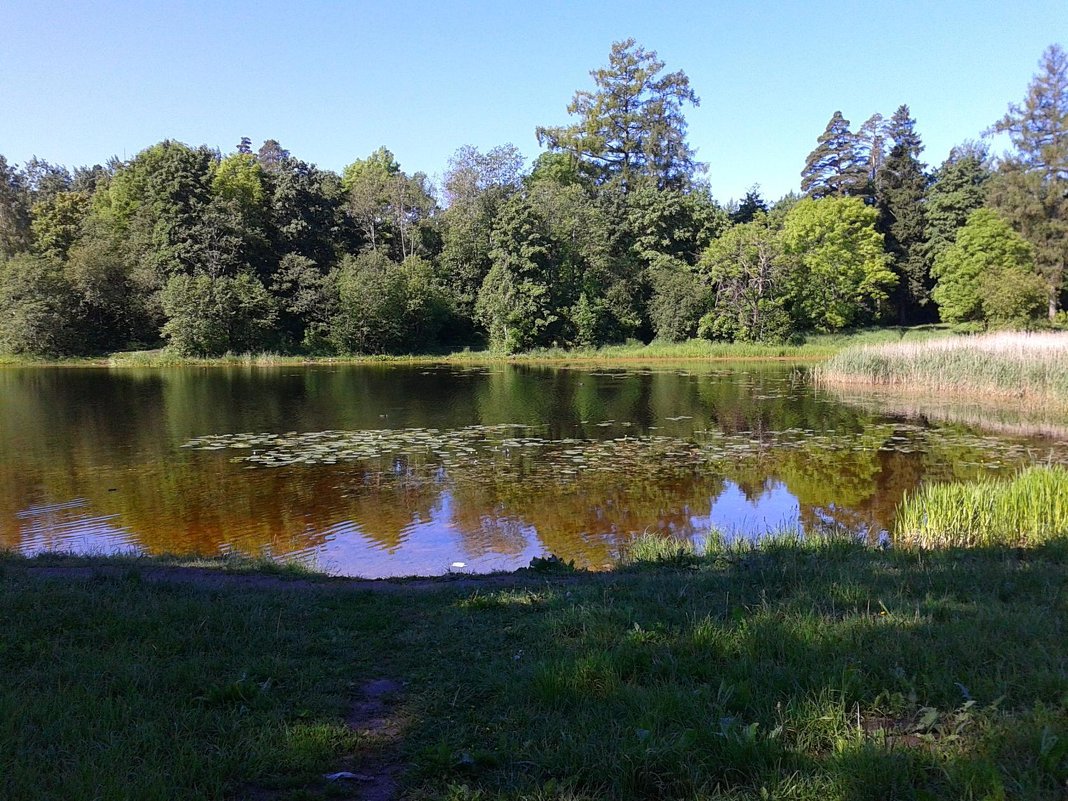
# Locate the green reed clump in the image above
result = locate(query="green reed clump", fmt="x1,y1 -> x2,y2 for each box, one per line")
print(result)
816,331 -> 1068,405
896,465 -> 1068,548
621,532 -> 700,566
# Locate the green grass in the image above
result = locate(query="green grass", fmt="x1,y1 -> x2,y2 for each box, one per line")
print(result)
0,326 -> 953,369
817,331 -> 1068,406
896,465 -> 1068,548
2,534 -> 1066,800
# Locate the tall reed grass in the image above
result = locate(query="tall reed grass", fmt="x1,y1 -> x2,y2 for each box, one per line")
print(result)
816,331 -> 1068,406
895,465 -> 1068,548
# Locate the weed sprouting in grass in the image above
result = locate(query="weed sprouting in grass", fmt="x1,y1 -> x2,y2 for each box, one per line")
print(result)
896,465 -> 1068,547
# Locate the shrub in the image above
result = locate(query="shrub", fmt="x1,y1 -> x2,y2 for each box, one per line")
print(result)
0,253 -> 85,356
160,271 -> 277,356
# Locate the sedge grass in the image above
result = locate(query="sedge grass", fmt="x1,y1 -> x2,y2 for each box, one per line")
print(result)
896,465 -> 1068,548
816,331 -> 1068,406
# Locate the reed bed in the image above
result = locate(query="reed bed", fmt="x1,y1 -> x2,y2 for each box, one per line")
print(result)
816,331 -> 1068,406
895,465 -> 1068,548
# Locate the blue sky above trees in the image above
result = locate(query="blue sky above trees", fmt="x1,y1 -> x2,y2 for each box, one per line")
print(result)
0,0 -> 1063,201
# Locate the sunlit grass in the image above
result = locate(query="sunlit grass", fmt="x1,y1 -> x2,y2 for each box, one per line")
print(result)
817,331 -> 1068,405
895,465 -> 1068,548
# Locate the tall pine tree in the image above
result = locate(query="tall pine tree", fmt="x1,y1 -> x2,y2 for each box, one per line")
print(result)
988,43 -> 1068,319
801,112 -> 868,199
536,39 -> 702,191
876,105 -> 930,323
857,113 -> 887,196
923,142 -> 991,268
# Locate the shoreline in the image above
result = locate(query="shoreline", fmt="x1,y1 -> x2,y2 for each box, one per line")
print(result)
0,326 -> 953,369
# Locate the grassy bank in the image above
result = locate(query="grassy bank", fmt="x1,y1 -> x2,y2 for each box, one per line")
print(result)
3,534 -> 1066,800
817,331 -> 1068,407
0,326 -> 951,369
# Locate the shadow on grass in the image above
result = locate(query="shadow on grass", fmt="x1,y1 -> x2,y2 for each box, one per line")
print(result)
403,540 -> 1068,800
1,540 -> 1066,800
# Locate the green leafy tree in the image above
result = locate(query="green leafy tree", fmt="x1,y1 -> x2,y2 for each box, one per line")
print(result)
263,152 -> 345,270
342,148 -> 435,261
31,190 -> 91,259
66,225 -> 148,351
439,145 -> 525,328
21,157 -> 72,206
647,266 -> 709,341
476,194 -> 561,352
536,38 -> 702,190
698,214 -> 792,342
625,181 -> 726,269
876,105 -> 930,322
931,208 -> 1045,326
331,251 -> 447,354
269,253 -> 337,350
988,44 -> 1068,319
800,112 -> 868,199
527,152 -> 583,187
781,197 -> 895,331
91,140 -> 222,301
160,271 -> 277,355
0,253 -> 84,355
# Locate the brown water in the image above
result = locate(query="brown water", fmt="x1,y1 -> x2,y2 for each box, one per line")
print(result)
1,363 -> 1065,577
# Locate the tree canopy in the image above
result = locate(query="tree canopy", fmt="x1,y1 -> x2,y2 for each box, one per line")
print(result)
0,40 -> 1064,357
536,38 -> 702,190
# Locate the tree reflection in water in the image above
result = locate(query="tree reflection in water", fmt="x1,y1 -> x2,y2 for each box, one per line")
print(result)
1,363 -> 1065,575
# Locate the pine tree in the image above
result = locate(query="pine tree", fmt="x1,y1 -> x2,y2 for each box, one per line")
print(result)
876,105 -> 930,322
800,112 -> 868,199
730,186 -> 768,225
857,113 -> 887,195
0,155 -> 31,258
536,39 -> 702,191
988,44 -> 1068,319
923,143 -> 991,267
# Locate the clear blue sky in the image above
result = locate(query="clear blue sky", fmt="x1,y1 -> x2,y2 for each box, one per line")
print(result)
1,0 -> 1064,202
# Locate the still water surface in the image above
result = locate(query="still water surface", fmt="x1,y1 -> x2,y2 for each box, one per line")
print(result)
2,363 -> 1065,576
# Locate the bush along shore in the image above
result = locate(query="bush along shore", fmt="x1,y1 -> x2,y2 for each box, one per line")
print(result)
816,331 -> 1068,407
4,473 -> 1068,801
0,326 -> 954,369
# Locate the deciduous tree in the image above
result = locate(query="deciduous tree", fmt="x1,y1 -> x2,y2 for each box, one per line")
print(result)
781,197 -> 894,331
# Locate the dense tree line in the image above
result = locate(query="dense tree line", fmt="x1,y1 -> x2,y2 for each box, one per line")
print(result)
1,40 -> 1065,357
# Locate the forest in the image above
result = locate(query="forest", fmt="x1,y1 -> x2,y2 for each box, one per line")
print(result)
0,39 -> 1065,357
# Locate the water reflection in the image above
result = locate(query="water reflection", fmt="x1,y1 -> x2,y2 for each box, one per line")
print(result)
1,363 -> 1066,576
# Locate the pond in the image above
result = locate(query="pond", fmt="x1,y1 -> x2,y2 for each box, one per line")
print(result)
1,363 -> 1066,577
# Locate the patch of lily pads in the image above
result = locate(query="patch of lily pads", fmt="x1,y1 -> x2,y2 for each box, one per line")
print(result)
183,421 -> 1068,491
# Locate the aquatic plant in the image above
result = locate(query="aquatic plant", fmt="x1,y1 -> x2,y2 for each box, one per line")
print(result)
895,465 -> 1068,548
816,331 -> 1068,405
